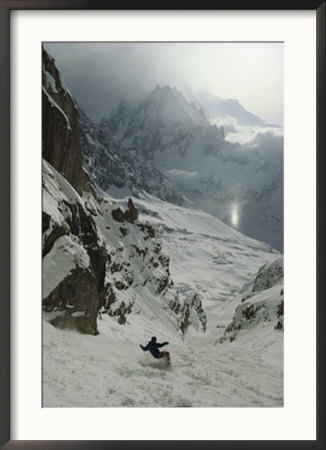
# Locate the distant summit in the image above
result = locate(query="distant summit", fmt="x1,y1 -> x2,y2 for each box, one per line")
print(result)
104,85 -> 224,159
183,90 -> 280,128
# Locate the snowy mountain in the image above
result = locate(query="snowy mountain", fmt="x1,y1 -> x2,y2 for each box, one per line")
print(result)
190,90 -> 280,127
104,85 -> 225,159
78,107 -> 183,206
104,86 -> 283,251
42,49 -> 283,407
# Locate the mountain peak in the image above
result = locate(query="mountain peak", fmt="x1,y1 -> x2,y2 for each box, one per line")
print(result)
142,85 -> 209,127
105,84 -> 211,149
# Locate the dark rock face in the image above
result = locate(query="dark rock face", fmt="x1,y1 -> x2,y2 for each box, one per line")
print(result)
42,211 -> 69,257
43,268 -> 99,335
137,223 -> 155,238
111,207 -> 125,222
119,227 -> 128,236
68,203 -> 109,311
124,198 -> 138,223
42,48 -> 90,195
42,211 -> 51,233
42,188 -> 109,334
275,297 -> 284,331
111,198 -> 139,224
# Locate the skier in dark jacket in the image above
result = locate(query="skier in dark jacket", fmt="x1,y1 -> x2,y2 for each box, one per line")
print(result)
140,336 -> 169,360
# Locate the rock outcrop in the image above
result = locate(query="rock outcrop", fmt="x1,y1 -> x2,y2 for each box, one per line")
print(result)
42,47 -> 90,194
169,290 -> 207,334
218,257 -> 284,343
42,160 -> 109,335
111,198 -> 138,224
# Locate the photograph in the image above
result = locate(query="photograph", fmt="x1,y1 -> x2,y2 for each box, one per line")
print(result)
42,41 -> 284,408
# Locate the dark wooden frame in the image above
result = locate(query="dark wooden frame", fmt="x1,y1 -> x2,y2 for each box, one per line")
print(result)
0,1 -> 325,449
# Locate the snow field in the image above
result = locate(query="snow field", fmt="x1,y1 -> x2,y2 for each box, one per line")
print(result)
43,317 -> 283,408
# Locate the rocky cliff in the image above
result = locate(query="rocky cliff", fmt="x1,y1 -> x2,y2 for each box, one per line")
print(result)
42,49 -> 205,335
42,48 -> 90,194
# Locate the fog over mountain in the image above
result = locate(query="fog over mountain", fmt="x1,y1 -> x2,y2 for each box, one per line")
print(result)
43,42 -> 283,125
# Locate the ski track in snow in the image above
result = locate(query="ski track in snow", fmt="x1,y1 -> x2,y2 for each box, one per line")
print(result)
43,321 -> 283,408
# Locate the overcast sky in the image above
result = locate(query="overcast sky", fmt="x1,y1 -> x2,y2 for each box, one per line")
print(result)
44,42 -> 283,124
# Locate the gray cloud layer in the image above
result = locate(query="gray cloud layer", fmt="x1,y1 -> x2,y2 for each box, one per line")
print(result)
44,42 -> 283,124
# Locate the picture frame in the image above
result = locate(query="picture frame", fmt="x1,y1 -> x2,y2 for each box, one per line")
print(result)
0,1 -> 325,449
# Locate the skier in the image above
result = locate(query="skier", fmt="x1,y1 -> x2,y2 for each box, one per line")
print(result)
140,336 -> 170,365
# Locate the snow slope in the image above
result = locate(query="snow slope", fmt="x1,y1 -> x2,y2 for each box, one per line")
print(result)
43,192 -> 283,407
43,318 -> 283,407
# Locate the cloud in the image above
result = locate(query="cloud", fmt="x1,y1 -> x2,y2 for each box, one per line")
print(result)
43,42 -> 283,124
165,169 -> 198,179
216,119 -> 284,146
44,43 -> 160,121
